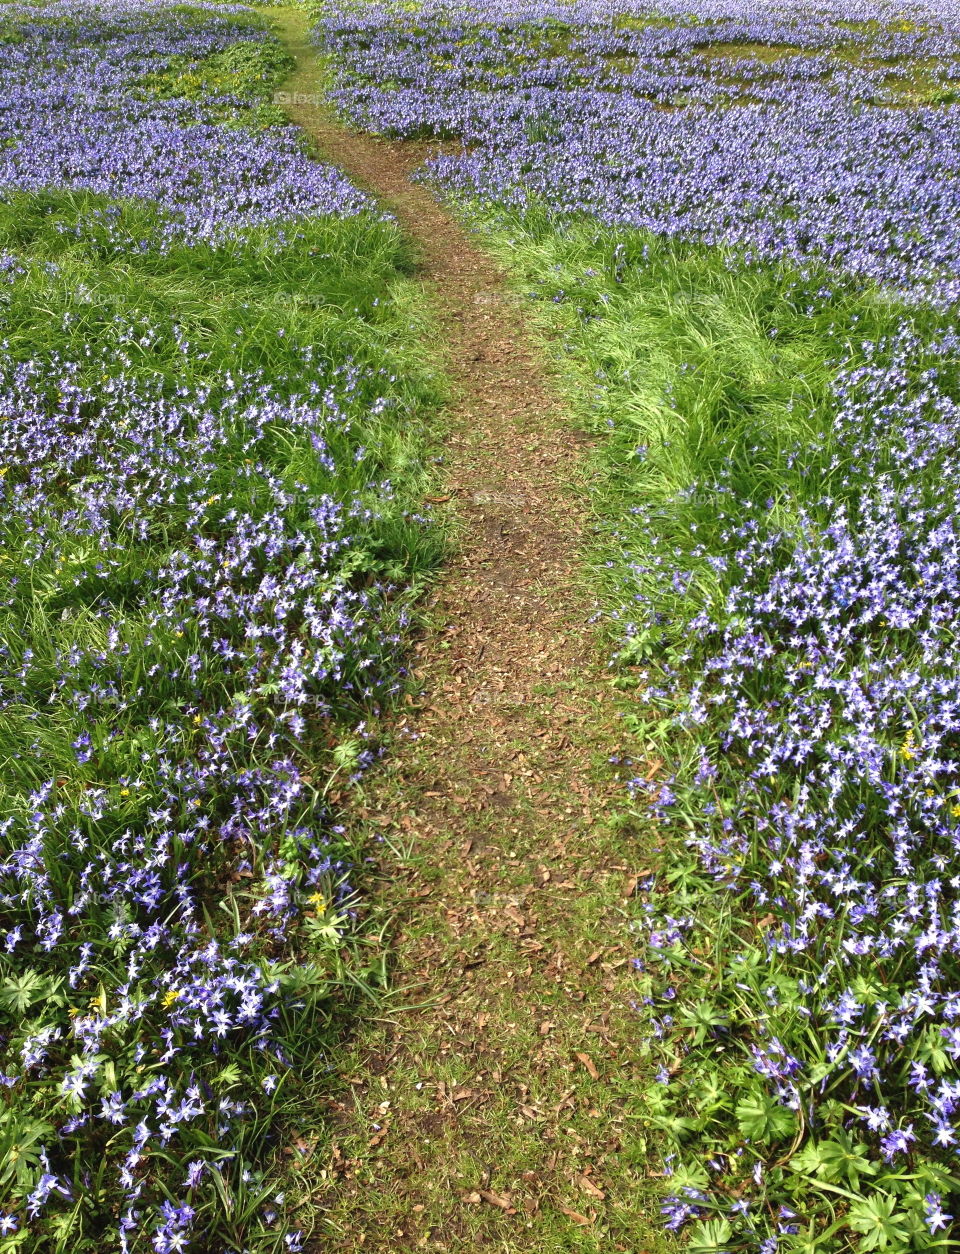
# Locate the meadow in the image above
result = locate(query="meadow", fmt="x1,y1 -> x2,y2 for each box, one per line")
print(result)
6,0 -> 960,1249
314,0 -> 960,1249
0,3 -> 444,1250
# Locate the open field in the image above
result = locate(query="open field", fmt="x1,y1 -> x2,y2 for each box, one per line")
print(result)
5,0 -> 960,1251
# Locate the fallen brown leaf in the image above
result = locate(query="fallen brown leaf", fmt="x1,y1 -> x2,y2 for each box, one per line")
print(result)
575,1052 -> 600,1080
577,1174 -> 606,1201
559,1205 -> 592,1226
479,1190 -> 516,1214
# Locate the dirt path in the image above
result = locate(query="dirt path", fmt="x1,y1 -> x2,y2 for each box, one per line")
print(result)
273,13 -> 661,1252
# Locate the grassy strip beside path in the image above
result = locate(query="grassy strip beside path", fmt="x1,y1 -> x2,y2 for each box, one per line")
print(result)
456,209 -> 960,1248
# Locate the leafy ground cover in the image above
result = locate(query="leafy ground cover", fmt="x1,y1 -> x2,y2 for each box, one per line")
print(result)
0,3 -> 444,1251
314,0 -> 960,1248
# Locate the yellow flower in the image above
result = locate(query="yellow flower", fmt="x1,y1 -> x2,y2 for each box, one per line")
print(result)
119,788 -> 130,797
308,892 -> 327,912
192,714 -> 202,726
163,989 -> 182,1007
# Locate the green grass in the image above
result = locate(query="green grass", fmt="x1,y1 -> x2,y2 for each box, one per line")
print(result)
134,35 -> 295,128
470,207 -> 912,543
452,202 -> 960,1249
0,11 -> 449,1251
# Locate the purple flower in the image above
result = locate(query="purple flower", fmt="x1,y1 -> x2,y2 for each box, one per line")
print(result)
925,1193 -> 952,1233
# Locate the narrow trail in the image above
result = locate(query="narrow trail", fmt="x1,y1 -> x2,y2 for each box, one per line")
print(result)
274,13 -> 660,1251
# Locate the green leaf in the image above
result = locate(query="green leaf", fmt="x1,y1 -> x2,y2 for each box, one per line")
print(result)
847,1194 -> 910,1250
735,1090 -> 796,1142
0,1114 -> 55,1189
332,737 -> 361,771
820,1134 -> 879,1189
0,968 -> 46,1015
792,1133 -> 878,1189
678,998 -> 728,1045
791,1141 -> 826,1176
214,1063 -> 242,1091
786,1226 -> 839,1254
688,1219 -> 733,1254
669,1163 -> 711,1193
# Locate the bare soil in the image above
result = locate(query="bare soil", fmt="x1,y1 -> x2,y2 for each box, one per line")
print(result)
274,14 -> 662,1251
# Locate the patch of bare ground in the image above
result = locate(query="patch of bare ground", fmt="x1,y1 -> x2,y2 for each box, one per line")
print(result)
272,11 -> 666,1251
